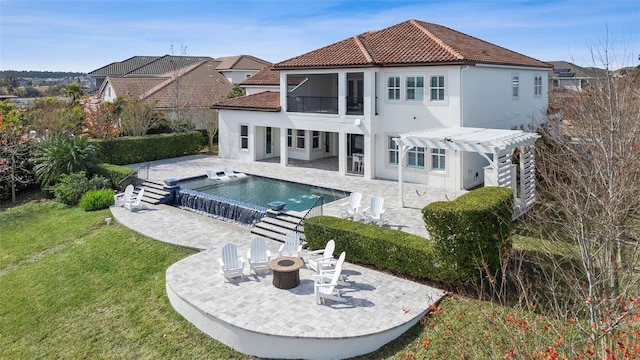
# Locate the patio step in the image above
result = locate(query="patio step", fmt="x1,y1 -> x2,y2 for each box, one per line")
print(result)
137,180 -> 172,205
251,210 -> 306,244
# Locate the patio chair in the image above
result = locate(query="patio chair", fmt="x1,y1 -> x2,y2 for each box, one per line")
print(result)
318,251 -> 353,287
114,184 -> 134,207
306,239 -> 335,273
219,243 -> 245,281
362,196 -> 385,226
278,232 -> 302,257
339,192 -> 362,220
223,168 -> 247,178
314,253 -> 348,304
352,153 -> 363,173
207,170 -> 231,181
124,188 -> 145,211
247,237 -> 271,274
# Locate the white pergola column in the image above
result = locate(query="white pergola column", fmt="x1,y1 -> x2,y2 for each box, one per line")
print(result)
338,131 -> 347,175
280,128 -> 288,167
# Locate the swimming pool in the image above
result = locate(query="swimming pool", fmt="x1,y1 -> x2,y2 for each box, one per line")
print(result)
178,175 -> 348,212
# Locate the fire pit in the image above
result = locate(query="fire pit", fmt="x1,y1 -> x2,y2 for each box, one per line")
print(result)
269,256 -> 304,289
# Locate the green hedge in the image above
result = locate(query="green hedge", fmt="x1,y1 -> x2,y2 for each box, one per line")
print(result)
93,163 -> 136,190
304,216 -> 450,282
79,189 -> 115,211
422,186 -> 514,282
93,131 -> 203,165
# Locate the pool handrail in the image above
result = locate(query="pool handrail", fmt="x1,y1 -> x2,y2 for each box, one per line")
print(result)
294,196 -> 324,236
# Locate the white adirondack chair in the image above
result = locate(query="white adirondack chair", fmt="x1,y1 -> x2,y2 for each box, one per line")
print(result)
247,237 -> 271,274
314,253 -> 348,304
318,251 -> 352,287
219,243 -> 245,281
306,239 -> 336,273
278,232 -> 302,257
339,192 -> 362,219
114,184 -> 134,207
362,196 -> 385,226
124,188 -> 145,211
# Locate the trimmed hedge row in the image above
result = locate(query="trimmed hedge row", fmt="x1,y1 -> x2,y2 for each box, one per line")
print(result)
92,131 -> 203,165
304,216 -> 450,282
422,186 -> 514,282
93,163 -> 137,190
305,186 -> 514,284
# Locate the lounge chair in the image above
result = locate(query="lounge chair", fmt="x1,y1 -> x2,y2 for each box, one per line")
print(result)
207,170 -> 231,181
306,239 -> 336,273
219,243 -> 245,281
247,237 -> 271,274
362,196 -> 385,226
339,192 -> 362,220
314,252 -> 348,304
124,188 -> 145,211
223,168 -> 247,178
278,232 -> 302,257
114,184 -> 134,207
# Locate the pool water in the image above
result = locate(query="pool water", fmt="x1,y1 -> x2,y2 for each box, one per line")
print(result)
178,175 -> 348,212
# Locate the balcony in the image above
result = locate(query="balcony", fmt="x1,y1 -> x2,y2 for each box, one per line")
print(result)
287,96 -> 338,114
346,96 -> 363,115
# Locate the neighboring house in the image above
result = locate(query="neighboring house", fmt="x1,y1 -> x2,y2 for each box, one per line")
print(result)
213,19 -> 551,194
547,60 -> 607,92
215,55 -> 272,86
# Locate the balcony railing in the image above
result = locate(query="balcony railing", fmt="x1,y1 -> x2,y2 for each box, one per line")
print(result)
346,96 -> 363,115
287,96 -> 338,114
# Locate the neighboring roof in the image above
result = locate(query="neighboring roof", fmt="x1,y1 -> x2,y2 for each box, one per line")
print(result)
215,55 -> 272,71
100,77 -> 166,98
212,91 -> 281,112
547,61 -> 609,78
275,19 -> 551,70
89,55 -> 215,77
240,65 -> 306,87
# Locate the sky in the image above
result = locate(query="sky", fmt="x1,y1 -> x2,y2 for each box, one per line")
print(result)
1,0 -> 638,73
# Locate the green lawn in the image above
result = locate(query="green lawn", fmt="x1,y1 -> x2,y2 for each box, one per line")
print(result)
1,201 -> 583,359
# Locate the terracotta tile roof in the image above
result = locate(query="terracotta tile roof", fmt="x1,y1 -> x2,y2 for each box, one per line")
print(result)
241,65 -> 306,86
274,19 -> 551,69
212,91 -> 281,112
215,55 -> 272,70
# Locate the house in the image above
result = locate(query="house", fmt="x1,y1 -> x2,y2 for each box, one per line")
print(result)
89,54 -> 271,129
547,60 -> 607,92
213,19 -> 551,197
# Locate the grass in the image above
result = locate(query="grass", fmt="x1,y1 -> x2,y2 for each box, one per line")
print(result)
0,200 -> 598,359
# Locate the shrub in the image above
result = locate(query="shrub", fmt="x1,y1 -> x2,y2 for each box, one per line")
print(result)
93,163 -> 136,190
53,171 -> 110,206
422,186 -> 514,282
93,131 -> 203,165
33,135 -> 100,186
79,189 -> 115,211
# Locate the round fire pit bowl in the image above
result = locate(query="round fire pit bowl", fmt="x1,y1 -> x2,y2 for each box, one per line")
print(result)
269,256 -> 304,290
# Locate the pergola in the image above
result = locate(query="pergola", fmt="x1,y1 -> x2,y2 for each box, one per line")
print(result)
394,127 -> 540,218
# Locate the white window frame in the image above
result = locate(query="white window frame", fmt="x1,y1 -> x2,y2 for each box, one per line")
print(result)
534,75 -> 542,96
407,146 -> 425,168
512,73 -> 520,99
405,75 -> 424,101
387,76 -> 401,101
429,75 -> 445,101
387,136 -> 399,165
296,129 -> 305,149
312,131 -> 320,149
240,125 -> 249,150
431,148 -> 446,171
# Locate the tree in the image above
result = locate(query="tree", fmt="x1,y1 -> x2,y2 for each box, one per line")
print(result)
26,97 -> 84,137
523,46 -> 640,356
33,135 -> 99,187
81,100 -> 122,139
118,96 -> 159,136
0,101 -> 34,202
201,109 -> 219,154
227,86 -> 244,99
61,83 -> 85,104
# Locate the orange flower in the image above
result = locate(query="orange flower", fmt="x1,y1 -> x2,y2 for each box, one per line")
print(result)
422,337 -> 429,348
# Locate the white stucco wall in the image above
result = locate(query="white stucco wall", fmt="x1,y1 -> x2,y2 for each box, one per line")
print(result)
220,70 -> 259,85
101,83 -> 117,102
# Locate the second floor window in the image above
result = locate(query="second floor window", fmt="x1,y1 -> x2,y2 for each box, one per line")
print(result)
406,76 -> 424,101
512,74 -> 520,99
388,136 -> 398,165
387,76 -> 400,100
240,125 -> 248,150
430,75 -> 445,101
534,75 -> 542,96
296,130 -> 305,149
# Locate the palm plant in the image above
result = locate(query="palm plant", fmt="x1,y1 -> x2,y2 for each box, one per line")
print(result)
33,135 -> 99,187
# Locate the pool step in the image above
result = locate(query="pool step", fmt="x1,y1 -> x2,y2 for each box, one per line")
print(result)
136,180 -> 173,205
251,211 -> 306,243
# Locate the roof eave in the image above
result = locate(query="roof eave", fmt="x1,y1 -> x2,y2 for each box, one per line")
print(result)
211,105 -> 281,112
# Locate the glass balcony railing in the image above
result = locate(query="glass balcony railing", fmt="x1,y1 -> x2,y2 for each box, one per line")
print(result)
287,96 -> 338,114
346,96 -> 363,115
